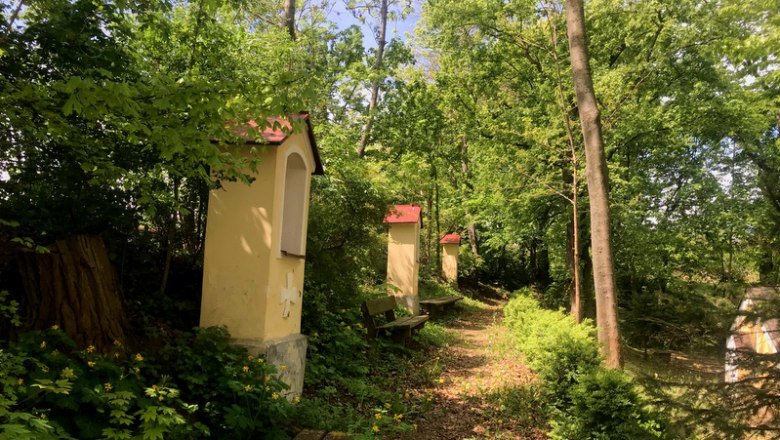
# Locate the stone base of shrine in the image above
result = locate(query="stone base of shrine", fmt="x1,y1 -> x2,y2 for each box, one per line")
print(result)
235,333 -> 307,400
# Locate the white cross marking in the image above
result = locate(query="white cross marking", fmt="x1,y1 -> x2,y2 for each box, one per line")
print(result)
280,272 -> 298,319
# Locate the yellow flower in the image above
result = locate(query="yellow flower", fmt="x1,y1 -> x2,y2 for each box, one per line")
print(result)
41,366 -> 49,373
247,355 -> 254,361
404,392 -> 410,399
244,384 -> 252,392
113,339 -> 122,347
497,419 -> 503,425
393,414 -> 403,422
114,352 -> 120,359
374,413 -> 382,420
372,425 -> 380,433
265,386 -> 270,391
413,423 -> 418,430
40,341 -> 46,349
87,361 -> 96,368
438,377 -> 445,384
293,396 -> 301,404
134,367 -> 140,373
104,383 -> 112,391
86,345 -> 96,353
384,403 -> 391,409
51,324 -> 59,330
257,358 -> 264,364
272,392 -> 280,400
16,378 -> 23,385
135,353 -> 144,362
242,365 -> 249,373
279,364 -> 287,371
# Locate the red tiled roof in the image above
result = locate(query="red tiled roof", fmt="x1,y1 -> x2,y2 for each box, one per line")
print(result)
384,205 -> 422,225
440,234 -> 461,244
229,112 -> 324,175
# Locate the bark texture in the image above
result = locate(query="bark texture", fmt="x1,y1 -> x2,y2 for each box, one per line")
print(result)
282,0 -> 296,40
17,234 -> 127,352
565,0 -> 621,368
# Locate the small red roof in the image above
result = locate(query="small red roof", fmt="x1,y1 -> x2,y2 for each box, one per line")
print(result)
384,205 -> 422,225
440,234 -> 461,244
229,112 -> 324,175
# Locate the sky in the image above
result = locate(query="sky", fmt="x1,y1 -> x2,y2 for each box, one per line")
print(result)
323,0 -> 423,49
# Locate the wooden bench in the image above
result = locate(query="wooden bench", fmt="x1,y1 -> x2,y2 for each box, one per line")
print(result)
361,296 -> 429,342
420,296 -> 463,318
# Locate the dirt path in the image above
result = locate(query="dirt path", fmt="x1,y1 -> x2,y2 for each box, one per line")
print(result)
390,296 -> 546,440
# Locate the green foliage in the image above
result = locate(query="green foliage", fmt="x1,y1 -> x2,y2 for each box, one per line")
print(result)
0,326 -> 290,439
550,368 -> 667,440
504,293 -> 668,439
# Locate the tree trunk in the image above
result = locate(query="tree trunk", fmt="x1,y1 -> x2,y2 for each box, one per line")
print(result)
461,137 -> 479,256
17,234 -> 127,352
356,0 -> 388,157
565,0 -> 621,368
282,0 -> 296,40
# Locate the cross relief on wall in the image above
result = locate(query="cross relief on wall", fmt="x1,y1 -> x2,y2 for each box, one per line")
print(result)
280,272 -> 299,319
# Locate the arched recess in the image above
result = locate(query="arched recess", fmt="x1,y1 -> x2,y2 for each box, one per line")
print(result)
281,152 -> 308,257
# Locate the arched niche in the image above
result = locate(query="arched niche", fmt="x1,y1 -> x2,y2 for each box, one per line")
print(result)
280,152 -> 308,257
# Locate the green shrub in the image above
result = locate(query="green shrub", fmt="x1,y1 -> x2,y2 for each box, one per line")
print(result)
550,368 -> 667,440
504,293 -> 601,408
0,326 -> 291,439
504,293 -> 668,439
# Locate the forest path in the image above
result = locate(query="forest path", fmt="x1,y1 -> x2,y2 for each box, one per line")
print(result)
390,294 -> 547,440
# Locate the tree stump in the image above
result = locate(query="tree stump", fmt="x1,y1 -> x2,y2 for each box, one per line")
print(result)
17,234 -> 126,352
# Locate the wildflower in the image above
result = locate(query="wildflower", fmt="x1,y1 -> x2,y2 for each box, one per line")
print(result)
114,352 -> 120,359
498,419 -> 503,425
265,386 -> 270,391
17,378 -> 23,385
51,324 -> 59,330
104,383 -> 112,391
393,414 -> 403,422
60,367 -> 75,379
244,384 -> 252,392
134,367 -> 140,373
374,413 -> 382,420
438,377 -> 445,384
87,361 -> 96,368
372,425 -> 380,433
293,396 -> 301,404
413,423 -> 418,430
384,403 -> 391,409
242,365 -> 249,373
40,341 -> 46,349
247,355 -> 254,361
404,392 -> 410,399
41,365 -> 49,373
113,339 -> 122,347
271,392 -> 279,400
86,345 -> 96,353
134,353 -> 144,362
279,364 -> 287,371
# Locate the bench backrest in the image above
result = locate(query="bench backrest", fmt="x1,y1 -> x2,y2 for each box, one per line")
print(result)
362,296 -> 397,337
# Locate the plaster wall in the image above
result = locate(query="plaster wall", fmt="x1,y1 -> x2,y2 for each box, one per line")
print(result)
200,132 -> 316,343
442,243 -> 459,283
200,147 -> 276,341
387,222 -> 420,315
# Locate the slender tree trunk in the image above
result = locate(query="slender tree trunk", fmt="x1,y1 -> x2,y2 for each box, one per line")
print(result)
435,165 -> 442,277
17,235 -> 127,352
160,176 -> 181,295
565,0 -> 621,368
356,0 -> 388,157
461,137 -> 479,256
544,1 -> 582,322
282,0 -> 296,40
